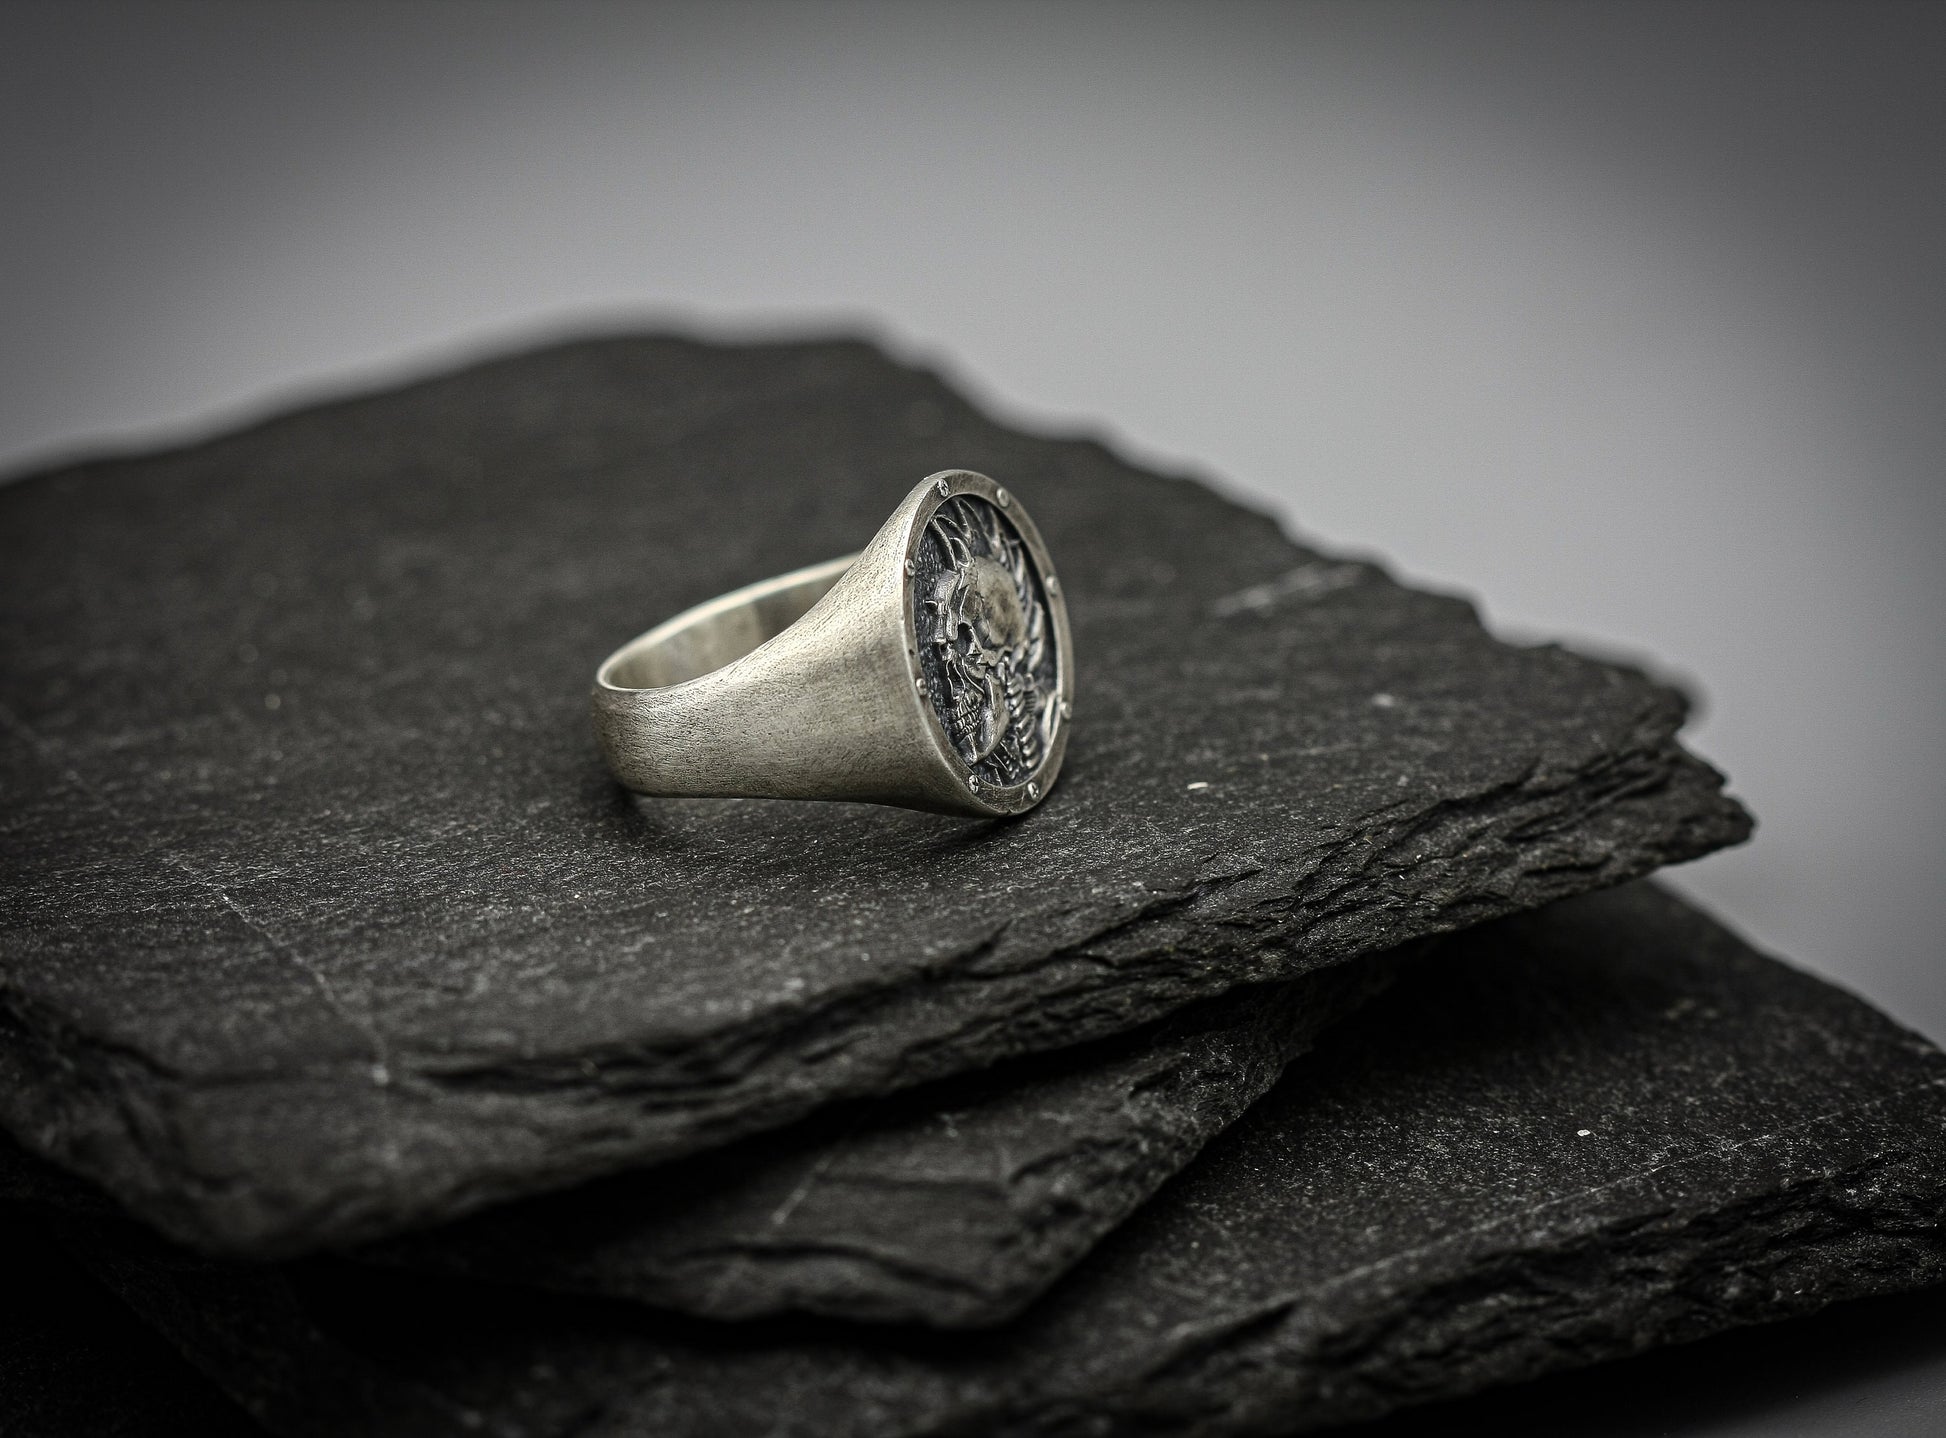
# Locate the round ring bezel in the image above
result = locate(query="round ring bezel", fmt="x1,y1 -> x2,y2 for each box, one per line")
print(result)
898,470 -> 1074,817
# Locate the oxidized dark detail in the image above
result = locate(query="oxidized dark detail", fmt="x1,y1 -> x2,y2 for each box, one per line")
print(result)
913,495 -> 1060,789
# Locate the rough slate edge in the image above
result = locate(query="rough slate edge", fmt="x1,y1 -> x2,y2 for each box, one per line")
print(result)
57,884 -> 1946,1438
0,1207 -> 263,1438
0,955 -> 1403,1332
1317,1282 -> 1946,1437
0,333 -> 1752,1258
355,954 -> 1403,1329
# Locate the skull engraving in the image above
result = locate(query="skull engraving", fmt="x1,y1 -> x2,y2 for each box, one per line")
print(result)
916,496 -> 1060,788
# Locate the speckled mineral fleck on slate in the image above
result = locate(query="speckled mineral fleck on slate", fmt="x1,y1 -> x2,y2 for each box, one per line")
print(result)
0,336 -> 1749,1255
61,886 -> 1946,1438
357,958 -> 1399,1328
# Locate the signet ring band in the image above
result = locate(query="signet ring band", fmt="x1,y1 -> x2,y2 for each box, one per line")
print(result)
592,472 -> 1075,817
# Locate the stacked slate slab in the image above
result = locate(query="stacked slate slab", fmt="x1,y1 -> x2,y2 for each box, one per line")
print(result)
2,333 -> 1938,1434
353,955 -> 1405,1327
0,333 -> 1745,1256
33,884 -> 1946,1438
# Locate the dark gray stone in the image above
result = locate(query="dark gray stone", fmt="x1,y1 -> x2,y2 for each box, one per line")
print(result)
1320,1283 -> 1946,1437
359,957 -> 1399,1328
0,956 -> 1395,1333
59,885 -> 1946,1437
0,335 -> 1749,1257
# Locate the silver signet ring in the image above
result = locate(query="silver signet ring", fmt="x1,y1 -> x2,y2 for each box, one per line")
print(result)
593,471 -> 1075,817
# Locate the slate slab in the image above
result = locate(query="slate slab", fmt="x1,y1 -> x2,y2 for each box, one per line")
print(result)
0,952 -> 1396,1331
1326,1282 -> 1946,1438
0,335 -> 1749,1256
357,956 -> 1399,1328
58,884 -> 1946,1437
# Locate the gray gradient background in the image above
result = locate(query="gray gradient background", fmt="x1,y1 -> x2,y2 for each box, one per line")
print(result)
3,3 -> 1943,1430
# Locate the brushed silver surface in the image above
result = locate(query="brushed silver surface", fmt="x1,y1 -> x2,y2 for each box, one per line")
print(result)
592,471 -> 1074,817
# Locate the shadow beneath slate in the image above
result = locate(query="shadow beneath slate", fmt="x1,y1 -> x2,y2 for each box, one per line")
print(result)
0,1208 -> 263,1438
1333,1284 -> 1946,1438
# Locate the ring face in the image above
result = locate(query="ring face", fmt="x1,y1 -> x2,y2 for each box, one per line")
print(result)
909,477 -> 1068,801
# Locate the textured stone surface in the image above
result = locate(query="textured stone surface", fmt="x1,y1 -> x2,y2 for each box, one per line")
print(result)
60,885 -> 1946,1437
1329,1282 -> 1946,1437
0,953 -> 1392,1334
360,957 -> 1397,1327
0,335 -> 1749,1256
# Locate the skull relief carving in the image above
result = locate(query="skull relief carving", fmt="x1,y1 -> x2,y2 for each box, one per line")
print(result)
916,496 -> 1060,788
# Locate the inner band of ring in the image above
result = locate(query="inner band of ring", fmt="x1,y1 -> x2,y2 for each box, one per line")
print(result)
597,555 -> 859,693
